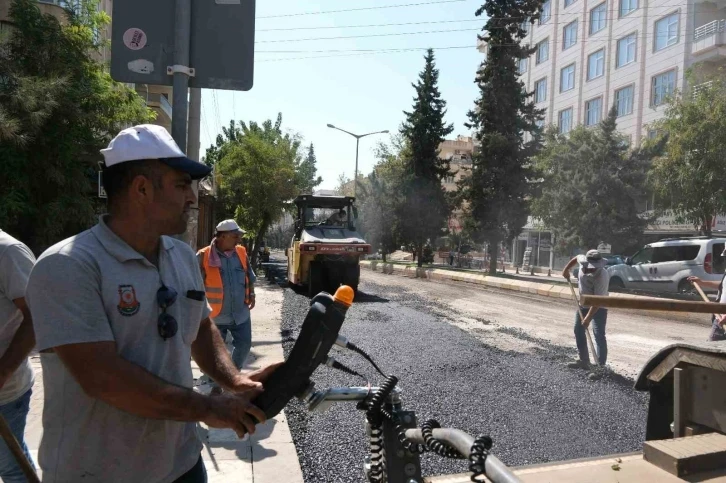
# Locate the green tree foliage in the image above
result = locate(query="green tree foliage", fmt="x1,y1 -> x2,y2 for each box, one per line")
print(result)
356,138 -> 407,261
211,114 -> 321,265
296,144 -> 323,194
0,0 -> 153,252
648,70 -> 726,236
460,0 -> 543,274
532,107 -> 660,253
398,49 -> 453,267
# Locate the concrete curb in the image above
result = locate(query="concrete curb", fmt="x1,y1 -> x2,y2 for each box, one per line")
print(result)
360,261 -> 709,323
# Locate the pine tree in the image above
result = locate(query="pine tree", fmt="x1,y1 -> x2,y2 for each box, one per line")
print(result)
461,0 -> 543,274
398,49 -> 454,267
296,143 -> 323,194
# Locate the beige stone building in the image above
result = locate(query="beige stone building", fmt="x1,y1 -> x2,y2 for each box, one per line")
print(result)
439,135 -> 475,233
478,0 -> 725,145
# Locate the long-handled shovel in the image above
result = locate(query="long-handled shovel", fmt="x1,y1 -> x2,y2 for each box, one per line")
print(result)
0,414 -> 39,482
691,280 -> 711,303
691,281 -> 725,330
567,281 -> 600,366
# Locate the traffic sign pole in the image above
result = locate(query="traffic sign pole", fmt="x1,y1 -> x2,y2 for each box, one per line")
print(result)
171,0 -> 192,153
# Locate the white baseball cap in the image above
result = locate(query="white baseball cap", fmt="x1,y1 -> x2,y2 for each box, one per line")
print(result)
100,124 -> 212,180
216,219 -> 245,234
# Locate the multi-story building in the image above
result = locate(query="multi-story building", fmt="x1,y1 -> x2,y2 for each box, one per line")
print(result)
478,0 -> 725,146
440,136 -> 475,233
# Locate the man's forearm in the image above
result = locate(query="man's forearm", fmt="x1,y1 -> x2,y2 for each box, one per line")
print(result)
584,306 -> 599,321
192,318 -> 240,390
56,343 -> 212,422
0,311 -> 35,381
563,257 -> 577,273
700,280 -> 722,290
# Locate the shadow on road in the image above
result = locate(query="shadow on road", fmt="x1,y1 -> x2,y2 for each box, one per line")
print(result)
353,291 -> 389,304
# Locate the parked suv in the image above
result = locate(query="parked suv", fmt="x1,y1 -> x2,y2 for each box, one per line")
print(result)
607,237 -> 726,294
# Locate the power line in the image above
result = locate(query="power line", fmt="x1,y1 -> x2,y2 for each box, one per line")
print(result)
256,18 -> 482,32
258,0 -> 468,19
257,44 -> 475,54
256,27 -> 480,43
256,45 -> 477,61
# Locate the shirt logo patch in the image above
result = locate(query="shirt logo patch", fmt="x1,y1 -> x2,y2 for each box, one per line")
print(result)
117,285 -> 141,316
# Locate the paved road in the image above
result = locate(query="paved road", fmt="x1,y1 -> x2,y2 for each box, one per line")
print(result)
359,270 -> 710,379
280,272 -> 673,483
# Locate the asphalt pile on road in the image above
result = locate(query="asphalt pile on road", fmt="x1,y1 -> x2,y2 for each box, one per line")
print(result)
281,281 -> 649,483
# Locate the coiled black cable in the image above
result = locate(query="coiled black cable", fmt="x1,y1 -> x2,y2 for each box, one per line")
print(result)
421,420 -> 464,459
365,375 -> 398,483
351,346 -> 495,482
468,435 -> 493,483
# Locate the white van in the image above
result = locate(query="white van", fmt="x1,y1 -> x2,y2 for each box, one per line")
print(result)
607,237 -> 726,295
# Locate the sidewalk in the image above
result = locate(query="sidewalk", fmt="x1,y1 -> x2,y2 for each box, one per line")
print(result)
24,284 -> 303,483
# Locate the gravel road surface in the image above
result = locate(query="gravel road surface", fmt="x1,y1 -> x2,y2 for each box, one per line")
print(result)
280,272 -> 666,482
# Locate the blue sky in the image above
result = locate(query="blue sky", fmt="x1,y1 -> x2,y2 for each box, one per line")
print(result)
200,0 -> 485,191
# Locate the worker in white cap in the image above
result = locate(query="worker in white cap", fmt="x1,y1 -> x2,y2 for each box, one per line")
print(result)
197,219 -> 257,394
562,249 -> 610,369
26,125 -> 277,482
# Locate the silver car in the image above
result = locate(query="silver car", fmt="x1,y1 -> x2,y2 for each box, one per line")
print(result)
607,237 -> 726,294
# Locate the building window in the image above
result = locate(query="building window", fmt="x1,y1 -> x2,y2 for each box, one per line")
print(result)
619,0 -> 638,17
590,3 -> 607,35
617,33 -> 637,67
565,0 -> 576,8
535,78 -> 548,103
559,108 -> 573,134
587,49 -> 605,80
585,97 -> 602,126
536,39 -> 550,64
520,19 -> 530,35
563,20 -> 578,50
518,57 -> 528,74
540,0 -> 551,24
560,64 -> 575,92
647,129 -> 660,139
615,85 -> 634,117
651,70 -> 676,106
654,13 -> 679,51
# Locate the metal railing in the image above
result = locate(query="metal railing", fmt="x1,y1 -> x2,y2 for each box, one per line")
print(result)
694,19 -> 726,42
692,81 -> 715,99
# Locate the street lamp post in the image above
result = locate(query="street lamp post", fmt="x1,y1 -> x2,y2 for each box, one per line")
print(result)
327,124 -> 389,198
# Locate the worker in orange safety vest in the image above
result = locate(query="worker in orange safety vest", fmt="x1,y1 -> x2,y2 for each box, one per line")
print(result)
197,219 -> 256,394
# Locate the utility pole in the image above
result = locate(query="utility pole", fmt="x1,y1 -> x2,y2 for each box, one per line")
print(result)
187,87 -> 202,249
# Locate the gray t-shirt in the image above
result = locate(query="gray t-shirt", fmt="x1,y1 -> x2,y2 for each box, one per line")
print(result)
577,255 -> 610,300
0,231 -> 35,405
26,217 -> 211,483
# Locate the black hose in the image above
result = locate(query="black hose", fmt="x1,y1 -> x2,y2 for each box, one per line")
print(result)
347,341 -> 387,377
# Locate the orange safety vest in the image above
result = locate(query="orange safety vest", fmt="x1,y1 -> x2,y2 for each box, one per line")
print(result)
198,245 -> 250,319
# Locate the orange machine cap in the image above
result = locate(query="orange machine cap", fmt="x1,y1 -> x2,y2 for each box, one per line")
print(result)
333,285 -> 355,307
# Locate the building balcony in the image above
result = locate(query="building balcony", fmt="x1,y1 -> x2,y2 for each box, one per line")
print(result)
692,19 -> 726,61
144,92 -> 173,129
1,0 -> 67,24
477,38 -> 488,58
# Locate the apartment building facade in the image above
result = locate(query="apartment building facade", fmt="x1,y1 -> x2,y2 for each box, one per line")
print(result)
440,136 -> 475,233
479,0 -> 725,145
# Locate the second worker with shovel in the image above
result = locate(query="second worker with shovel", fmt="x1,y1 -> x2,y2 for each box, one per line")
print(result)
562,250 -> 610,370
